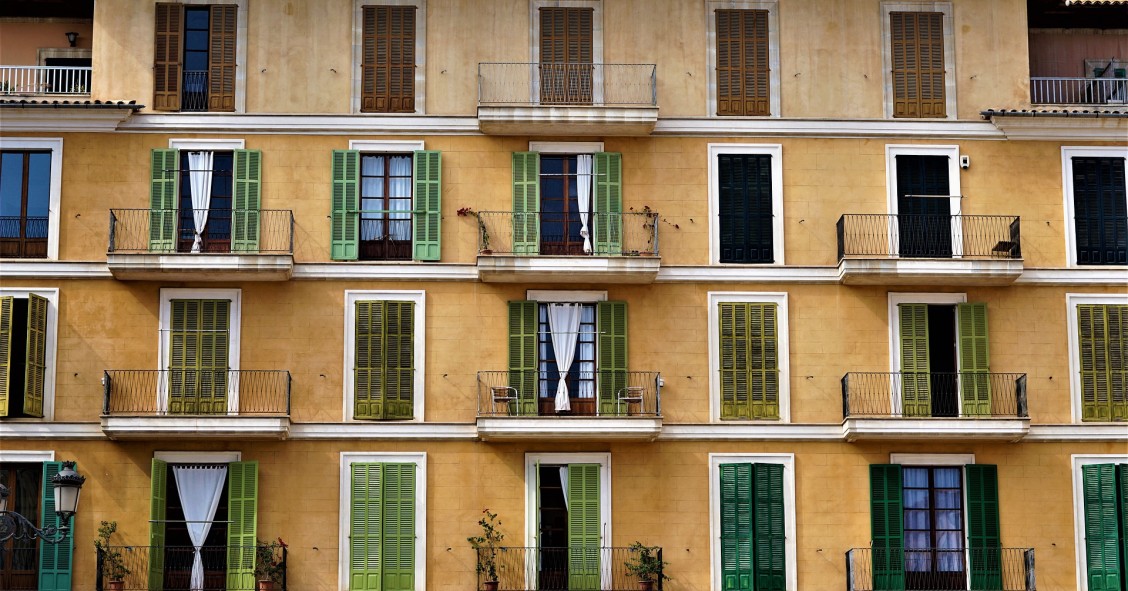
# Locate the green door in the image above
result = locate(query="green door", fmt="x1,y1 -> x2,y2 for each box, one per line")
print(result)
168,299 -> 230,414
596,301 -> 628,416
512,152 -> 540,255
231,149 -> 262,252
899,303 -> 932,416
226,461 -> 259,590
507,301 -> 538,416
870,464 -> 905,590
350,463 -> 416,591
567,464 -> 601,590
957,303 -> 992,416
149,149 -> 179,252
38,461 -> 74,591
331,150 -> 361,260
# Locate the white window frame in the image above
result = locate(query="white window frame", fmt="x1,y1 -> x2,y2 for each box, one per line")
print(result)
172,0 -> 249,113
338,451 -> 427,591
1066,293 -> 1128,423
0,138 -> 63,260
0,287 -> 59,421
154,450 -> 241,463
0,450 -> 54,463
158,288 -> 242,414
707,291 -> 791,422
529,141 -> 604,154
1071,454 -> 1128,591
524,452 -> 612,554
1060,147 -> 1128,267
707,143 -> 785,265
529,0 -> 604,104
168,139 -> 245,151
887,292 -> 967,376
886,145 -> 963,257
708,453 -> 796,591
343,290 -> 426,422
704,0 -> 781,118
880,2 -> 956,120
352,0 -> 428,115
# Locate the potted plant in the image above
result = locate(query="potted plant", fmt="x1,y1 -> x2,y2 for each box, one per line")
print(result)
93,520 -> 130,591
624,541 -> 670,591
467,508 -> 504,591
457,207 -> 492,254
254,538 -> 287,591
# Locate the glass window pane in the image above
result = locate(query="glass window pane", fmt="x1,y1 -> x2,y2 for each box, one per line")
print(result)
905,531 -> 930,549
903,467 -> 929,487
903,488 -> 929,508
934,488 -> 961,509
904,509 -> 929,529
0,152 -> 25,217
933,468 -> 960,487
934,509 -> 961,529
25,152 -> 51,217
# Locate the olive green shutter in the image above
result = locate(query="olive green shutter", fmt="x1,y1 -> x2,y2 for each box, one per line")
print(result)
870,464 -> 905,591
382,464 -> 416,591
966,464 -> 1002,589
507,301 -> 538,416
22,293 -> 47,418
719,303 -> 779,420
331,150 -> 360,260
351,463 -> 383,590
384,302 -> 415,419
38,461 -> 73,591
350,463 -> 416,591
568,464 -> 601,591
207,4 -> 237,112
149,458 -> 169,591
958,302 -> 991,416
153,3 -> 183,111
753,463 -> 785,591
412,150 -> 442,261
1111,305 -> 1128,421
719,302 -> 747,420
232,149 -> 262,253
168,300 -> 229,414
1083,464 -> 1122,591
0,296 -> 11,417
899,303 -> 932,416
1079,304 -> 1128,421
597,301 -> 628,416
226,461 -> 258,591
720,463 -> 753,591
593,152 -> 622,255
150,149 -> 179,251
512,152 -> 540,255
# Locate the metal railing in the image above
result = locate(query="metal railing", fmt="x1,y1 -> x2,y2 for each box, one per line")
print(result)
96,544 -> 286,591
477,371 -> 661,417
102,370 -> 291,417
841,372 -> 1028,419
845,547 -> 1035,591
0,65 -> 91,95
836,214 -> 1021,260
475,211 -> 660,256
182,70 -> 210,111
475,546 -> 663,591
0,216 -> 48,258
1031,77 -> 1128,105
109,209 -> 295,254
478,63 -> 657,106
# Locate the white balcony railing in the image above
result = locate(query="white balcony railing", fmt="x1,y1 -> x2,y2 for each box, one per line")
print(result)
1031,76 -> 1127,105
0,65 -> 91,96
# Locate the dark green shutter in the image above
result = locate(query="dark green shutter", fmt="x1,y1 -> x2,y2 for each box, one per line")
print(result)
232,149 -> 262,252
568,464 -> 601,591
383,464 -> 416,591
412,150 -> 442,261
512,152 -> 540,255
870,464 -> 905,591
1072,157 -> 1128,265
38,461 -> 73,591
350,463 -> 415,591
753,463 -> 785,591
355,301 -> 415,420
593,152 -> 622,255
719,302 -> 779,420
226,461 -> 258,590
149,149 -> 179,252
899,303 -> 932,416
23,293 -> 46,418
720,463 -> 753,591
597,301 -> 628,416
1120,465 -> 1128,591
351,463 -> 382,590
0,296 -> 11,417
966,464 -> 1002,589
718,154 -> 774,263
507,301 -> 538,416
958,302 -> 991,416
149,458 -> 168,591
331,150 -> 360,260
1083,464 -> 1123,591
168,300 -> 229,415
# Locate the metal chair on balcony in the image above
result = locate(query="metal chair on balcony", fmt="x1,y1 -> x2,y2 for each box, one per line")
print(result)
491,385 -> 518,414
616,385 -> 644,416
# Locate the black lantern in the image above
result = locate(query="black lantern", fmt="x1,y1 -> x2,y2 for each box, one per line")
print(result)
65,32 -> 79,47
0,461 -> 85,543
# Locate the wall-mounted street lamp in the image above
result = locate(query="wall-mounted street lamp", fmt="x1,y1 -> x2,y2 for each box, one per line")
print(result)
65,32 -> 79,47
0,461 -> 85,544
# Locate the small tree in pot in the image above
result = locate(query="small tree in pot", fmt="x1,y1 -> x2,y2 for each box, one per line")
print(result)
624,541 -> 670,591
93,520 -> 130,591
467,509 -> 505,591
254,538 -> 287,591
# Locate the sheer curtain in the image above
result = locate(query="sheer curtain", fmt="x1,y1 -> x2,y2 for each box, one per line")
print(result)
360,156 -> 384,241
576,155 -> 593,254
577,308 -> 595,399
548,303 -> 582,412
172,465 -> 227,591
388,156 -> 413,241
187,151 -> 214,253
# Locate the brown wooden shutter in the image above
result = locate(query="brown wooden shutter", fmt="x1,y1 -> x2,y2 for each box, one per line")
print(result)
154,3 -> 184,111
891,11 -> 945,118
716,10 -> 770,116
361,5 -> 416,113
539,8 -> 593,104
208,4 -> 237,112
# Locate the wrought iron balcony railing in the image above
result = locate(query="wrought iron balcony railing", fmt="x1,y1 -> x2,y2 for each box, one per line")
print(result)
475,546 -> 664,591
109,209 -> 295,255
477,371 -> 661,417
841,372 -> 1028,419
474,211 -> 659,256
102,370 -> 291,417
0,216 -> 48,258
96,544 -> 286,591
0,65 -> 91,95
1031,76 -> 1128,105
845,547 -> 1035,591
182,70 -> 210,111
837,214 -> 1021,261
478,62 -> 657,106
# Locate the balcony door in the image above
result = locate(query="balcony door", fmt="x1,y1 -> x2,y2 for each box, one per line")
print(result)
534,462 -> 602,591
896,155 -> 953,258
537,303 -> 597,414
0,464 -> 40,591
898,302 -> 991,418
539,7 -> 593,105
177,151 -> 233,253
167,299 -> 230,415
540,155 -> 590,255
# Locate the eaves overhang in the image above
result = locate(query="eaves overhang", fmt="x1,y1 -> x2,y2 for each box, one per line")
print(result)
981,108 -> 1128,141
0,99 -> 142,132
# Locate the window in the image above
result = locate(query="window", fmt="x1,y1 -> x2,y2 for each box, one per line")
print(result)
710,454 -> 795,591
159,289 -> 241,415
0,461 -> 74,591
0,289 -> 57,420
886,145 -> 962,258
1063,149 -> 1127,266
881,3 -> 955,119
344,290 -> 425,421
354,1 -> 426,114
153,2 -> 245,112
708,144 -> 784,265
1072,455 -> 1128,591
0,139 -> 61,260
708,292 -> 790,422
539,7 -> 594,104
1067,295 -> 1128,423
707,2 -> 779,118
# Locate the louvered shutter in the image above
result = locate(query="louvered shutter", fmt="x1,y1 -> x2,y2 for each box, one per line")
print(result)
168,300 -> 229,415
899,303 -> 932,416
896,154 -> 952,257
958,302 -> 991,416
384,301 -> 415,419
719,302 -> 746,420
351,463 -> 383,590
891,12 -> 945,118
597,301 -> 628,416
362,6 -> 416,113
21,293 -> 47,418
149,458 -> 168,591
1119,465 -> 1128,589
38,461 -> 73,591
1109,305 -> 1128,420
512,152 -> 540,255
1079,304 -> 1128,421
226,461 -> 258,590
207,4 -> 237,111
568,464 -> 601,591
232,149 -> 262,253
966,464 -> 1002,589
153,3 -> 183,111
539,8 -> 594,104
716,10 -> 770,116
382,464 -> 416,591
412,150 -> 442,261
1083,464 -> 1123,590
718,154 -> 774,264
593,152 -> 622,255
331,150 -> 360,260
719,303 -> 779,420
720,463 -> 753,591
870,464 -> 905,590
1071,157 -> 1128,265
355,301 -> 385,419
753,463 -> 785,591
0,296 -> 11,417
507,301 -> 538,416
149,149 -> 179,251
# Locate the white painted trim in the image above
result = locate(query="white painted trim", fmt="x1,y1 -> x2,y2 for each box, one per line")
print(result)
339,452 -> 427,591
704,1 -> 781,118
0,423 -> 105,439
0,109 -> 135,133
289,422 -> 476,439
158,288 -> 242,413
292,263 -> 477,281
843,418 -> 1029,442
154,450 -> 241,463
708,453 -> 796,591
168,138 -> 245,151
707,292 -> 791,423
880,2 -> 956,120
887,292 -> 966,379
523,452 -> 611,555
1025,424 -> 1128,441
1060,147 -> 1128,267
0,138 -> 63,260
526,289 -> 607,302
475,417 -> 661,441
529,0 -> 604,103
889,452 -> 975,465
654,118 -> 1003,138
885,144 -> 963,256
0,262 -> 112,278
343,290 -> 426,422
985,116 -> 1128,142
0,450 -> 54,462
1071,453 -> 1128,591
707,143 -> 785,265
1066,293 -> 1128,423
352,0 -> 427,114
658,423 -> 843,440
528,141 -> 605,154
173,0 -> 248,113
348,140 -> 425,152
0,287 -> 59,421
120,114 -> 481,134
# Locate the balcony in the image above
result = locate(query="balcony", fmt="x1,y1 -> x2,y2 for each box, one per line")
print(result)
477,62 -> 659,135
107,209 -> 295,281
0,65 -> 91,97
0,216 -> 47,258
475,546 -> 664,591
1031,76 -> 1127,106
841,372 -> 1029,442
474,211 -> 661,283
836,214 -> 1023,285
96,544 -> 286,591
100,369 -> 292,439
476,370 -> 662,440
845,547 -> 1035,591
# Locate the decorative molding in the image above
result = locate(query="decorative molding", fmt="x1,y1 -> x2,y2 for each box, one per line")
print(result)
986,115 -> 1128,141
0,450 -> 55,462
348,140 -> 425,152
154,450 -> 241,463
0,262 -> 112,278
119,114 -> 482,134
0,423 -> 104,439
1027,425 -> 1128,442
655,265 -> 839,282
477,255 -> 660,283
168,138 -> 245,150
288,423 -> 476,439
838,258 -> 1024,285
0,109 -> 136,132
889,452 -> 975,466
475,417 -> 662,441
107,253 -> 293,281
101,417 -> 289,440
657,423 -> 843,440
653,117 -> 1002,138
290,263 -> 478,281
842,418 -> 1030,442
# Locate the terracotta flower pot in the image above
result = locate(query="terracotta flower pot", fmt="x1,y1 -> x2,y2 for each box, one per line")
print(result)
482,581 -> 499,591
106,581 -> 125,591
257,580 -> 277,591
637,581 -> 655,591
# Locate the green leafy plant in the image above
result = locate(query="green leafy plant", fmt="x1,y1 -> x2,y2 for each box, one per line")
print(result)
255,538 -> 287,584
457,206 -> 491,252
93,520 -> 130,581
623,541 -> 670,583
467,508 -> 505,581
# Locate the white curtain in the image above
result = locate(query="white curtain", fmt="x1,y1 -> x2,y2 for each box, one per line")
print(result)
548,303 -> 582,412
559,466 -> 569,510
172,465 -> 227,591
576,155 -> 593,254
388,156 -> 413,241
187,151 -> 214,253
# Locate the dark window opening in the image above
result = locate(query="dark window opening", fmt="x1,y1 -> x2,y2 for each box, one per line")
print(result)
181,7 -> 211,112
4,299 -> 32,418
904,466 -> 966,590
925,305 -> 958,417
896,155 -> 952,258
536,303 -> 596,416
537,465 -> 570,591
359,154 -> 413,260
0,151 -> 51,259
539,155 -> 590,256
1072,156 -> 1127,266
163,467 -> 229,591
177,151 -> 233,253
0,463 -> 41,591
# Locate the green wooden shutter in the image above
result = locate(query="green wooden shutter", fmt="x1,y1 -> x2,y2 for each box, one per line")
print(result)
149,149 -> 179,252
1109,305 -> 1128,421
597,301 -> 628,416
719,303 -> 779,420
168,300 -> 230,415
719,302 -> 746,420
22,293 -> 47,418
753,463 -> 785,591
512,152 -> 540,255
232,149 -> 262,253
870,464 -> 905,591
899,303 -> 932,417
412,150 -> 442,261
351,463 -> 383,591
1078,304 -> 1128,421
149,458 -> 168,591
384,301 -> 415,419
568,464 -> 601,591
226,461 -> 259,591
507,301 -> 538,416
958,302 -> 992,416
38,461 -> 73,591
355,301 -> 385,419
331,150 -> 360,260
720,463 -> 753,591
0,296 -> 11,417
593,152 -> 622,255
382,464 -> 416,591
1120,465 -> 1128,591
1083,464 -> 1122,591
718,154 -> 774,263
966,464 -> 1002,589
